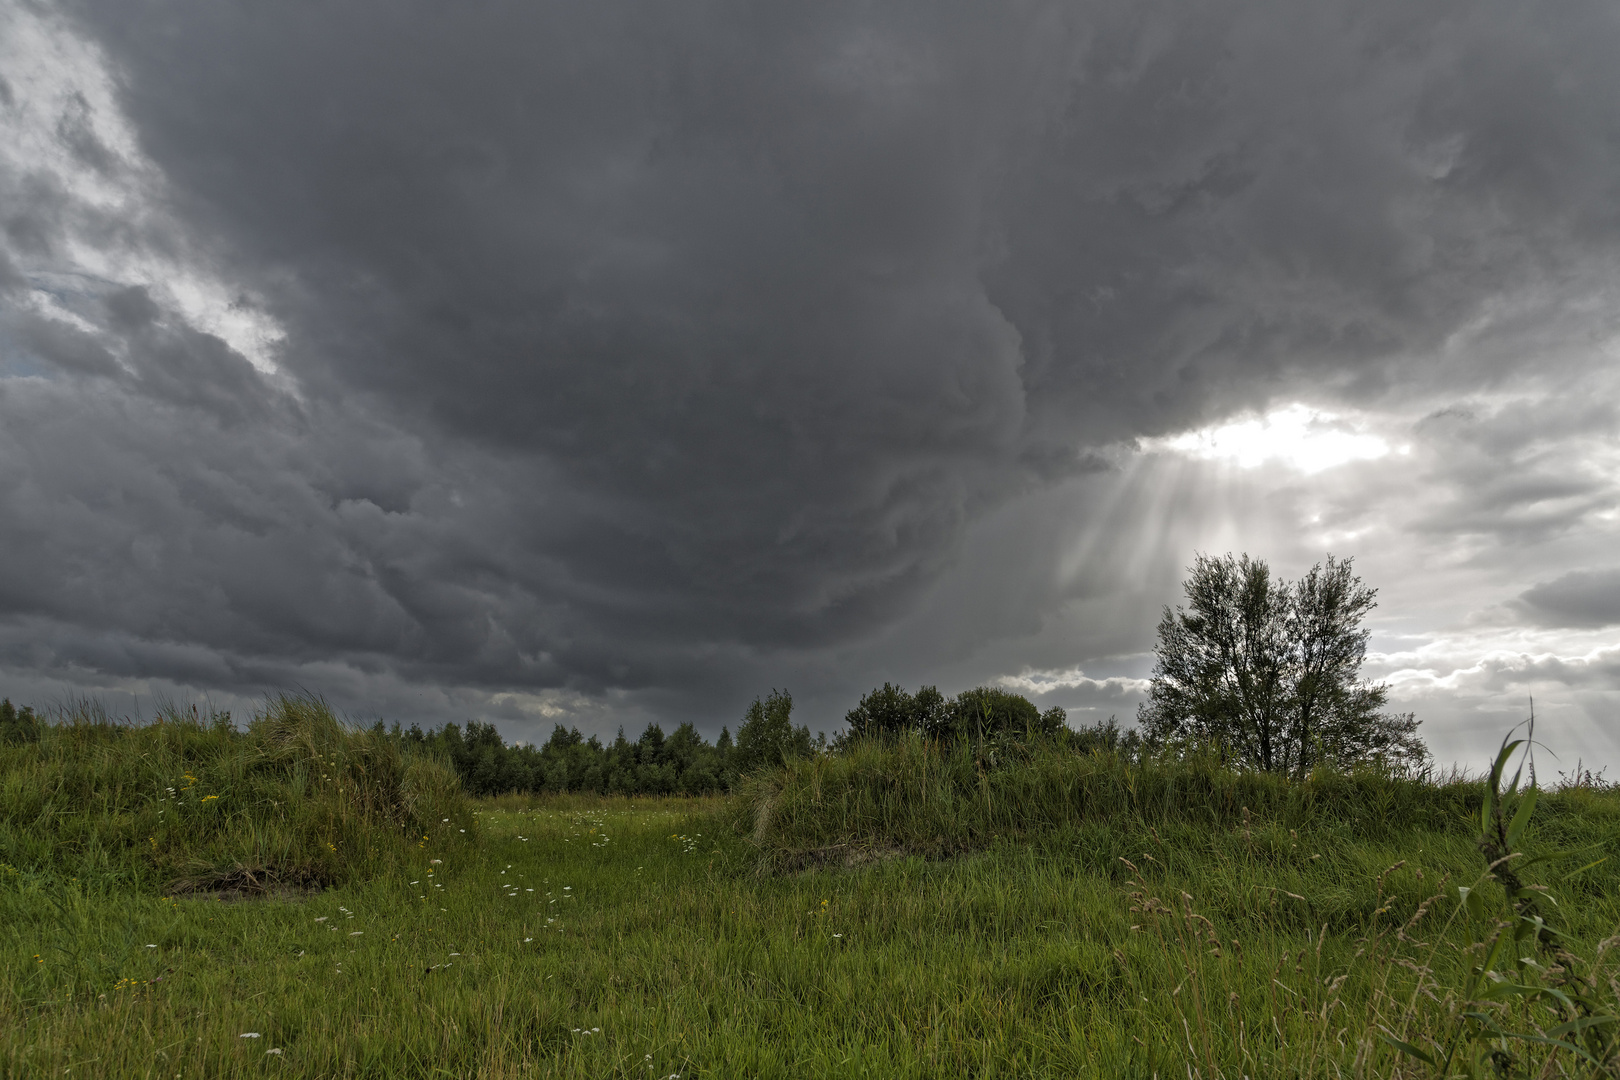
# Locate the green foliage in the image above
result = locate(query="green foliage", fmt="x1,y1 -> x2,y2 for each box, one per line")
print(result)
740,733 -> 1479,861
838,682 -> 1060,747
1140,552 -> 1426,776
405,718 -> 734,797
1064,713 -> 1144,756
841,682 -> 945,741
741,726 -> 1620,1077
0,698 -> 40,745
1,720 -> 1618,1077
733,689 -> 816,776
933,685 -> 1057,742
1373,726 -> 1620,1076
0,694 -> 472,893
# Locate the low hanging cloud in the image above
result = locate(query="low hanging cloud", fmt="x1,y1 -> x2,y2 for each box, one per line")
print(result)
1515,570 -> 1620,629
2,0 -> 1620,756
996,667 -> 1152,700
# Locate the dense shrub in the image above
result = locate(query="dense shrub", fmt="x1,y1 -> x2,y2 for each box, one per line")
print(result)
840,682 -> 1068,746
731,688 -> 817,773
0,699 -> 40,745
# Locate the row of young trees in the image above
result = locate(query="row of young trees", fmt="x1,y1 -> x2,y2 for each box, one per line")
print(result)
404,681 -> 1133,798
395,716 -> 736,797
394,681 -> 1090,797
389,688 -> 825,797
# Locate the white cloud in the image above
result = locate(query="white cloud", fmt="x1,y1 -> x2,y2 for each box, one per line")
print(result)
1378,641 -> 1620,696
0,5 -> 284,373
996,666 -> 1151,698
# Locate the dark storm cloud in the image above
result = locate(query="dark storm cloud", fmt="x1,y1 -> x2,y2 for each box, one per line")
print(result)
4,0 -> 1620,733
1517,570 -> 1620,629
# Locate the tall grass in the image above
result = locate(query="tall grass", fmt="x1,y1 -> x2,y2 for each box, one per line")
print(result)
737,734 -> 1489,864
736,733 -> 1620,1076
0,694 -> 473,893
4,715 -> 1618,1076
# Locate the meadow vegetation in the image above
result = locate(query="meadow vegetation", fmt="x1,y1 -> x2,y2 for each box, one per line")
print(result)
2,695 -> 1618,1077
0,694 -> 472,894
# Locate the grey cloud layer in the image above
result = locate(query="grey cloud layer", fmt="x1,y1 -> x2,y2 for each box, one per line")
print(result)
1518,570 -> 1620,629
3,0 -> 1620,734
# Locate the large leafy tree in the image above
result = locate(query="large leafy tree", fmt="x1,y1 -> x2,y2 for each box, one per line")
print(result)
1138,553 -> 1425,776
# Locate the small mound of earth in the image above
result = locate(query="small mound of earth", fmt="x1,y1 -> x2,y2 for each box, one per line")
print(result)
167,865 -> 326,901
768,843 -> 912,873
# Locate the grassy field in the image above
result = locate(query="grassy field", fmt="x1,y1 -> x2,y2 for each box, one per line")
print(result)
4,715 -> 1620,1077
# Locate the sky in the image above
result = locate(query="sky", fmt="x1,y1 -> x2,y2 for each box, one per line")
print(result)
1,0 -> 1618,772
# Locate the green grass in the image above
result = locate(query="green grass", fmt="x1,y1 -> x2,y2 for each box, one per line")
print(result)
4,724 -> 1619,1077
0,696 -> 472,894
735,734 -> 1499,861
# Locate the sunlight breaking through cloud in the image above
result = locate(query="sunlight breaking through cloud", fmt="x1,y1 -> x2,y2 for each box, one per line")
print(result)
1152,404 -> 1404,474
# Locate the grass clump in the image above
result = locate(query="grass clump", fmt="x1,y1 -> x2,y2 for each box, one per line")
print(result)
1,754 -> 1617,1076
4,702 -> 1617,1077
734,731 -> 1620,1076
0,693 -> 473,895
738,734 -> 1484,865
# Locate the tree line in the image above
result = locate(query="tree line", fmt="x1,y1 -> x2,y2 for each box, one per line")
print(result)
385,688 -> 816,797
395,682 -> 1142,798
2,551 -> 1421,796
389,552 -> 1422,797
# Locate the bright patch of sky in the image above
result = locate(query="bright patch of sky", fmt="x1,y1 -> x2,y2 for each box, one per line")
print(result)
1152,403 -> 1405,473
996,667 -> 1150,697
966,380 -> 1620,770
0,6 -> 285,373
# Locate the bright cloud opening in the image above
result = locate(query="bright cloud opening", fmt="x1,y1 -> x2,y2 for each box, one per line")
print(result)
1153,404 -> 1402,473
0,6 -> 285,374
996,668 -> 1152,697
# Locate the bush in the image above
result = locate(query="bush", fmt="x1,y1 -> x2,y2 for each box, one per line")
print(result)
733,689 -> 815,776
0,699 -> 39,745
738,733 -> 1483,863
839,682 -> 1063,747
